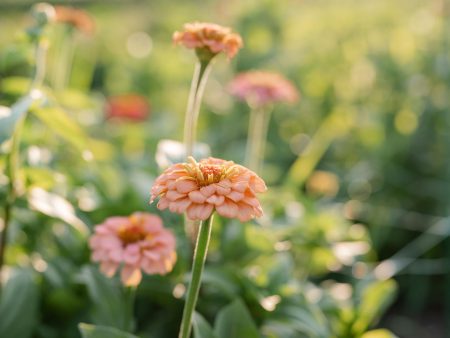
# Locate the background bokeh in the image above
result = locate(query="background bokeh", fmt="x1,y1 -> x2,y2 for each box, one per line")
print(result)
0,0 -> 449,337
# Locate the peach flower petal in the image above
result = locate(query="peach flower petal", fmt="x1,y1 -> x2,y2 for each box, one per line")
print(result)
89,212 -> 177,287
150,157 -> 266,222
173,22 -> 243,59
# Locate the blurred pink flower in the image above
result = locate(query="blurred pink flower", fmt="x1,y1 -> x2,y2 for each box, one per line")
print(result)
173,22 -> 243,59
229,71 -> 299,107
105,94 -> 150,121
89,212 -> 177,286
150,157 -> 267,222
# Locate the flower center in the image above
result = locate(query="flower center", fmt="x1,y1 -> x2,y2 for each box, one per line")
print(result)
117,216 -> 148,244
198,164 -> 223,186
185,157 -> 238,187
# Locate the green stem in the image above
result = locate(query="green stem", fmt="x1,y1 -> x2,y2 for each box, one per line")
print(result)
52,26 -> 75,91
178,214 -> 214,338
0,38 -> 47,291
0,117 -> 26,290
183,60 -> 212,157
124,286 -> 137,332
245,106 -> 272,173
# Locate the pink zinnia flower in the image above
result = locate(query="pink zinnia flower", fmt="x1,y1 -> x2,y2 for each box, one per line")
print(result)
229,71 -> 300,107
150,157 -> 267,222
173,22 -> 243,59
89,212 -> 177,286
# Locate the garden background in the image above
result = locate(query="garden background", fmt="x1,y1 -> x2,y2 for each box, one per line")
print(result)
0,0 -> 449,337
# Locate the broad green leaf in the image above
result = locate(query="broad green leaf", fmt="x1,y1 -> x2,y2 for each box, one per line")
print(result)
31,105 -> 91,155
279,304 -> 330,338
214,299 -> 260,338
78,323 -> 139,338
0,268 -> 39,338
202,267 -> 239,299
361,329 -> 399,338
0,89 -> 43,144
352,280 -> 398,335
27,187 -> 88,235
193,312 -> 217,338
78,266 -> 135,332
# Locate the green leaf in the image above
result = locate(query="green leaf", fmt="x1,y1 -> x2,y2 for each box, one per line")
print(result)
278,304 -> 330,338
193,312 -> 217,338
78,266 -> 135,332
0,89 -> 43,144
0,268 -> 39,338
214,299 -> 260,338
31,105 -> 91,155
361,329 -> 399,338
78,323 -> 139,338
27,187 -> 88,236
352,280 -> 398,335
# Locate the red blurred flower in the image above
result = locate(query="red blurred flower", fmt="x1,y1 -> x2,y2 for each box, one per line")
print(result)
105,94 -> 150,122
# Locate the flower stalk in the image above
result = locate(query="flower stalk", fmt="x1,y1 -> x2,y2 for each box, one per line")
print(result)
0,21 -> 49,290
245,106 -> 272,174
183,59 -> 212,157
178,214 -> 214,338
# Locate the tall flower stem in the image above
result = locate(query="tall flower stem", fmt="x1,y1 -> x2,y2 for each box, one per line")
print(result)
124,285 -> 137,332
0,39 -> 47,290
179,214 -> 214,338
0,118 -> 25,287
245,106 -> 272,174
183,59 -> 212,157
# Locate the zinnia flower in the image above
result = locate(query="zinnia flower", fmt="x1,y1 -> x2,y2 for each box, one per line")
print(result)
150,157 -> 267,222
173,22 -> 243,60
89,212 -> 177,286
229,71 -> 299,107
54,6 -> 95,35
105,94 -> 150,121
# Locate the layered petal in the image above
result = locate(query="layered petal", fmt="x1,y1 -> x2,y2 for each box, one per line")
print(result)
89,212 -> 177,287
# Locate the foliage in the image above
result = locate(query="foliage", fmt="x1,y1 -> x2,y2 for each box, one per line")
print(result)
0,0 -> 447,337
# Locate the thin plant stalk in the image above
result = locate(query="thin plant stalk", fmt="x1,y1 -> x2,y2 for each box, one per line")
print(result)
178,214 -> 214,338
183,60 -> 212,157
245,106 -> 272,174
0,39 -> 48,290
124,285 -> 137,332
52,26 -> 76,91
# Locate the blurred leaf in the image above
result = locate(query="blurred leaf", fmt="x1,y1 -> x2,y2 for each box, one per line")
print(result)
32,105 -> 91,155
0,89 -> 43,144
361,329 -> 399,338
202,267 -> 239,299
352,280 -> 398,335
78,323 -> 139,338
0,268 -> 39,338
27,187 -> 88,235
78,266 -> 134,332
278,303 -> 330,338
24,167 -> 58,190
193,312 -> 217,338
214,299 -> 260,338
0,76 -> 31,96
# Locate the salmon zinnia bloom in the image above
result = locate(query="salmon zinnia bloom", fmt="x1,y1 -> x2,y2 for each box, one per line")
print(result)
173,22 -> 243,60
54,6 -> 95,35
229,71 -> 299,107
89,212 -> 177,286
150,157 -> 267,222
